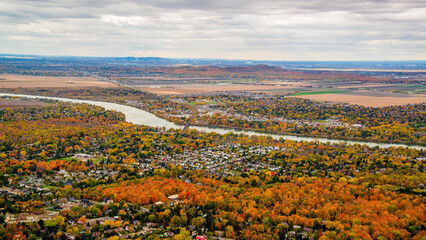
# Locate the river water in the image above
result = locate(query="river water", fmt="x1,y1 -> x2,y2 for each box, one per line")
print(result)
1,93 -> 424,150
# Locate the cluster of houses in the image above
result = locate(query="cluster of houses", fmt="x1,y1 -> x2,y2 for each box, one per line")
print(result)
197,108 -> 360,130
53,168 -> 120,185
138,144 -> 282,177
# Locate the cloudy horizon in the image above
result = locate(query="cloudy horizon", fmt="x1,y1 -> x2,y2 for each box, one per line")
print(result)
1,0 -> 425,61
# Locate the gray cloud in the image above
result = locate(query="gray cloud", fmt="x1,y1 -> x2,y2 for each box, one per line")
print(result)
0,0 -> 425,60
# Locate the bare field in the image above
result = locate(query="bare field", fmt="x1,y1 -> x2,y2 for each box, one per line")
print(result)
261,81 -> 313,87
0,98 -> 48,109
138,83 -> 288,95
295,90 -> 426,107
0,74 -> 118,88
334,83 -> 398,89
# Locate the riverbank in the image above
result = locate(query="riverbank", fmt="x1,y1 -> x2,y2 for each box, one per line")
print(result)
187,122 -> 426,148
0,92 -> 424,150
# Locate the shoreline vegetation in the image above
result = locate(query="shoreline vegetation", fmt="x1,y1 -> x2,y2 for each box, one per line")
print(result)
0,91 -> 424,149
186,122 -> 426,148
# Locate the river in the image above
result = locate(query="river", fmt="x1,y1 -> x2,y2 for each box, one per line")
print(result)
1,93 -> 424,150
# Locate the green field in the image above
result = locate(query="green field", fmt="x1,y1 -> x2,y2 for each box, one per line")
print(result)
44,220 -> 57,227
402,84 -> 425,88
288,90 -> 351,96
58,157 -> 75,162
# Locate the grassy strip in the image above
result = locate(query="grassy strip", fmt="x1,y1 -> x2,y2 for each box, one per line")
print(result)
44,220 -> 57,227
402,85 -> 426,88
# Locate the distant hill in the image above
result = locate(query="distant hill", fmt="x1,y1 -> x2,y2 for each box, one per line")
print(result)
1,54 -> 425,70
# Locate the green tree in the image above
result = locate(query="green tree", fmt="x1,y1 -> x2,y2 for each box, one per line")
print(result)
174,228 -> 191,240
54,215 -> 65,226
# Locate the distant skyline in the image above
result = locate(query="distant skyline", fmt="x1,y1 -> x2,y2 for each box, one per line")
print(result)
1,0 -> 425,61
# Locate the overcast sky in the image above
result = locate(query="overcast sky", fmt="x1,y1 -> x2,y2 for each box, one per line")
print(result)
1,0 -> 425,60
